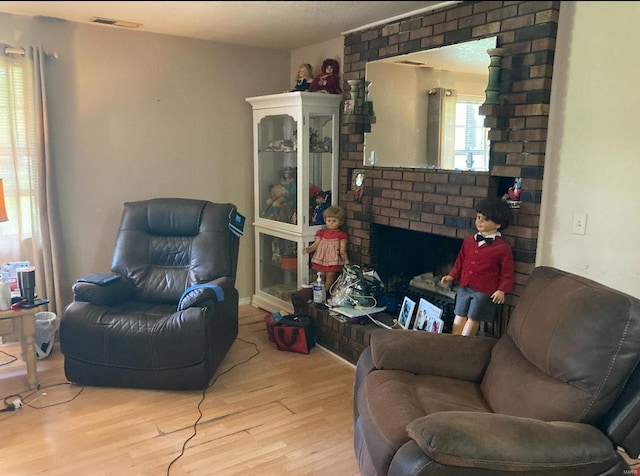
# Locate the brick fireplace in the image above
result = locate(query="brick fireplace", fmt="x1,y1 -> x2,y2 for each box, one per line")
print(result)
337,1 -> 560,336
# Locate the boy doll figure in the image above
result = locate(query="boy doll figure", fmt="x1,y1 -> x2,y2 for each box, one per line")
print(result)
440,198 -> 514,336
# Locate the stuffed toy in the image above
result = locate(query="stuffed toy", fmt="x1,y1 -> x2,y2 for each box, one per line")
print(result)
264,184 -> 295,223
309,59 -> 342,94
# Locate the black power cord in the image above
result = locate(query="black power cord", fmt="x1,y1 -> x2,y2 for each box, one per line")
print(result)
166,337 -> 260,476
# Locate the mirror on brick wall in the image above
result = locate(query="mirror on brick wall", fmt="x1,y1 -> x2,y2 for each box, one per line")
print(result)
364,36 -> 496,171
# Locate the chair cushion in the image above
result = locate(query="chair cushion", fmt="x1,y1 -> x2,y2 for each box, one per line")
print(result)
482,266 -> 640,422
61,301 -> 210,370
358,370 -> 491,473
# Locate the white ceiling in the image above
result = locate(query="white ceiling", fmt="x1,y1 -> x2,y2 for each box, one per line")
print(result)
0,1 -> 452,50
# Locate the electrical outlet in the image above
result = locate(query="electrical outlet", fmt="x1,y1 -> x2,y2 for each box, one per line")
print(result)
572,213 -> 587,235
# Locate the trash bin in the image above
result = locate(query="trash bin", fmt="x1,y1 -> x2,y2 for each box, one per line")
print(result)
34,311 -> 58,360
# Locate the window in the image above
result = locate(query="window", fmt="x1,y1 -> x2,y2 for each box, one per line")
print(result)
0,52 -> 40,260
453,95 -> 489,171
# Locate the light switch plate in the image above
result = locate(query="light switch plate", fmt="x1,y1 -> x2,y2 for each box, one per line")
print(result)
572,213 -> 587,235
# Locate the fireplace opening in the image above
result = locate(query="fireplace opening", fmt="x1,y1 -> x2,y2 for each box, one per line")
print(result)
370,224 -> 463,332
371,224 -> 463,296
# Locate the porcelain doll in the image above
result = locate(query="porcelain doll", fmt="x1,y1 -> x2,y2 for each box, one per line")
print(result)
309,59 -> 342,94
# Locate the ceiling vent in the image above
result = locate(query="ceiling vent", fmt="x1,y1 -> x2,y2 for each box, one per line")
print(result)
89,17 -> 142,29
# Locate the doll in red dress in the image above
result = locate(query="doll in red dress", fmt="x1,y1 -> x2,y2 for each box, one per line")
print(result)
305,205 -> 349,294
308,59 -> 343,94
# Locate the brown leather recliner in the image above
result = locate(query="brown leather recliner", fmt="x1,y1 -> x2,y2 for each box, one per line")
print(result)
354,266 -> 640,475
60,198 -> 240,390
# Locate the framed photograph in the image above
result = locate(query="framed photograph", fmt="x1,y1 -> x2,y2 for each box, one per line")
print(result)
426,315 -> 445,333
414,298 -> 444,333
398,297 -> 416,329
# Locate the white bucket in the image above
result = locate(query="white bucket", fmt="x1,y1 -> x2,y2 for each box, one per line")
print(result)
34,311 -> 58,360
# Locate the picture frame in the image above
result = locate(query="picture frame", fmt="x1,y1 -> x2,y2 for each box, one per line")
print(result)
398,297 -> 416,329
414,298 -> 444,333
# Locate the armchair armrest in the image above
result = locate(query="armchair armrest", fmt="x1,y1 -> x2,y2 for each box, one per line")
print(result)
72,277 -> 134,306
370,329 -> 497,381
406,411 -> 622,472
177,277 -> 232,311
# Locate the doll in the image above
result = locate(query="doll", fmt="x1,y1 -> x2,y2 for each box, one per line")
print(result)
309,59 -> 342,94
305,205 -> 349,294
310,190 -> 331,225
290,63 -> 314,92
280,166 -> 297,206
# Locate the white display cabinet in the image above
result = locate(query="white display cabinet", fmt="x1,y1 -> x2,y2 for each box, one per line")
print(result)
246,92 -> 341,312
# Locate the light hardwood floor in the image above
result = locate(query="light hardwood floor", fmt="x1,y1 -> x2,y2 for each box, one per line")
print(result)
0,305 -> 359,476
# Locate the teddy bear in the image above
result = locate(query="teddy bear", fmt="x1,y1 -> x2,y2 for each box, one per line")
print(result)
263,184 -> 294,223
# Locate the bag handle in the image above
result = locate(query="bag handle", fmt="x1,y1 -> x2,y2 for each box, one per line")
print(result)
276,327 -> 299,349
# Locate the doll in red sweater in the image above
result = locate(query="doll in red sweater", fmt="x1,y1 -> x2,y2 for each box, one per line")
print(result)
309,59 -> 342,94
440,198 -> 514,336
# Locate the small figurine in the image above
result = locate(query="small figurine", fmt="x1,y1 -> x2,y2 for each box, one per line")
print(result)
507,177 -> 522,201
280,166 -> 297,205
309,59 -> 342,94
503,177 -> 522,208
290,63 -> 314,92
311,190 -> 331,225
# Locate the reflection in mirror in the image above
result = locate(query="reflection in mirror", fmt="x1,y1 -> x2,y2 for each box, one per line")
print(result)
364,37 -> 497,170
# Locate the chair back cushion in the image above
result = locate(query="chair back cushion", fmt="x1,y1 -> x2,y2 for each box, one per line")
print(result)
111,198 -> 239,303
482,266 -> 640,423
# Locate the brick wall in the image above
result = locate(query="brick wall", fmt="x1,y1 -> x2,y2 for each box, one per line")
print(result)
338,1 -> 560,336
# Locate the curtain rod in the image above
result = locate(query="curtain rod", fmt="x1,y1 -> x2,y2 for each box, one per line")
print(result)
2,45 -> 59,59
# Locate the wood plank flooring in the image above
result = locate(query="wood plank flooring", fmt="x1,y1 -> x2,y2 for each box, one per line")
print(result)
0,305 -> 359,476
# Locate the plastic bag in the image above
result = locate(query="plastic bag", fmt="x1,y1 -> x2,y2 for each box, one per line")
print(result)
34,311 -> 58,359
330,265 -> 384,307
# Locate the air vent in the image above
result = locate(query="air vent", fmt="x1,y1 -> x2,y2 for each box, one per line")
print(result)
89,17 -> 142,29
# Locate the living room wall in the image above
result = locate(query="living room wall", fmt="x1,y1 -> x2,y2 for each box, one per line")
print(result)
0,12 -> 291,309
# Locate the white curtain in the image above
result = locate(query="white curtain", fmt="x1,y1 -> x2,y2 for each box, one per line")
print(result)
0,46 -> 62,315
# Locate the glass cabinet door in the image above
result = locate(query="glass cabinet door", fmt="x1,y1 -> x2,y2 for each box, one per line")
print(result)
257,114 -> 298,226
255,228 -> 315,308
308,114 -> 335,228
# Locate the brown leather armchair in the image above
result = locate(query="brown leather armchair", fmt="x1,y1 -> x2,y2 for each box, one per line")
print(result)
60,198 -> 240,390
354,266 -> 640,475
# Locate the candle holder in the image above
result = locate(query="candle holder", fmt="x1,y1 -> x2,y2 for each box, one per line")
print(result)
484,48 -> 506,106
345,80 -> 361,114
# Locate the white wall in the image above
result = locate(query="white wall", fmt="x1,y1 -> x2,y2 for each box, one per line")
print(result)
539,1 -> 640,298
0,12 -> 291,307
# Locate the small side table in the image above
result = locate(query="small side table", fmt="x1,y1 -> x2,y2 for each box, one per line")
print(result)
0,308 -> 39,389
